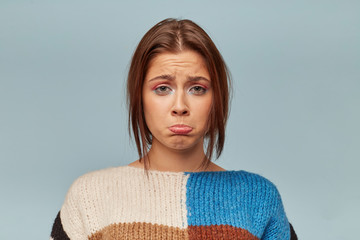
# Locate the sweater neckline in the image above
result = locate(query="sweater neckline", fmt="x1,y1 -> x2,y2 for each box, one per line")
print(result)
125,165 -> 229,175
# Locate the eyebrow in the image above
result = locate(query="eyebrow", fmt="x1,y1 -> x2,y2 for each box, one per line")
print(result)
148,74 -> 210,82
188,76 -> 210,82
148,74 -> 175,82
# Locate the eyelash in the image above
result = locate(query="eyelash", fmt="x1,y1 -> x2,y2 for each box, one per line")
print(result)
153,85 -> 208,96
153,86 -> 173,95
188,86 -> 207,95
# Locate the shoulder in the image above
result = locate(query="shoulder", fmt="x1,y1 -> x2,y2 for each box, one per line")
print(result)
186,170 -> 285,221
64,166 -> 130,201
71,166 -> 123,184
228,171 -> 286,220
188,170 -> 281,200
231,170 -> 283,203
233,170 -> 278,188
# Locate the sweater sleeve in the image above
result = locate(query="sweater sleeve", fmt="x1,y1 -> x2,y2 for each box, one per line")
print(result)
50,211 -> 70,240
290,223 -> 298,240
50,177 -> 88,240
261,188 -> 293,240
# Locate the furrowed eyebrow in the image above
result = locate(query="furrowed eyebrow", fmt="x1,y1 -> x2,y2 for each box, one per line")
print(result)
148,74 -> 210,82
148,74 -> 175,82
187,76 -> 210,82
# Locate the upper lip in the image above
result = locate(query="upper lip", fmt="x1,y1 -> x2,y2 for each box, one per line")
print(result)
170,124 -> 191,128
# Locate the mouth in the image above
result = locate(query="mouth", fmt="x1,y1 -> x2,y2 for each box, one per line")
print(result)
169,124 -> 193,135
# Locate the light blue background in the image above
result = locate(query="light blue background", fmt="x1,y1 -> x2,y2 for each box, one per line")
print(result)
1,1 -> 359,239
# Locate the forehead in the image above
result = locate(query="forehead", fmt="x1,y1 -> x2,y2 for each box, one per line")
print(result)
146,50 -> 209,76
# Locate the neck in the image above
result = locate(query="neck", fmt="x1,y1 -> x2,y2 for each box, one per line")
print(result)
144,139 -> 208,172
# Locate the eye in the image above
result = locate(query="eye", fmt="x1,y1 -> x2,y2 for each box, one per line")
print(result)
154,86 -> 173,95
188,86 -> 207,95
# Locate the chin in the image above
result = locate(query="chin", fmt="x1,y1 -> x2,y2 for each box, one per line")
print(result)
167,139 -> 201,151
168,142 -> 191,151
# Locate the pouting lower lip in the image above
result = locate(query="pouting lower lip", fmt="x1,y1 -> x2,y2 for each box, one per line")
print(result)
169,125 -> 193,134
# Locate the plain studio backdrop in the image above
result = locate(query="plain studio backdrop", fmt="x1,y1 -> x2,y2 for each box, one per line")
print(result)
0,1 -> 359,239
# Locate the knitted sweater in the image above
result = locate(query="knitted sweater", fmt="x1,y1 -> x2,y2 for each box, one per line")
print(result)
50,166 -> 296,240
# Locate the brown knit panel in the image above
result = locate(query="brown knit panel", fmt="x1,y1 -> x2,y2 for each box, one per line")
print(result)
88,222 -> 189,240
188,225 -> 259,240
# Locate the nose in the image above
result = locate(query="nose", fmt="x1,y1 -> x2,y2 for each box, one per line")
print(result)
171,92 -> 189,116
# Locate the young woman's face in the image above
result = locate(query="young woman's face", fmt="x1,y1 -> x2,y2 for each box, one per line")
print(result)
142,50 -> 212,152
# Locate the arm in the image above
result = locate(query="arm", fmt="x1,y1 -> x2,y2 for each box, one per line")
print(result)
50,177 -> 88,240
290,223 -> 298,240
261,187 -> 297,240
50,211 -> 70,240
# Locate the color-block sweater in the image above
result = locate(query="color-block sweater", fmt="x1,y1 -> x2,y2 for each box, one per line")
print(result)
51,166 -> 297,240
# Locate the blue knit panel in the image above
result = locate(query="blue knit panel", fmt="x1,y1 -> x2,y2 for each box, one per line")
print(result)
185,171 -> 290,239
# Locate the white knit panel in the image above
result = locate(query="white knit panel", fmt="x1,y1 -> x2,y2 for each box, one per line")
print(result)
113,166 -> 189,228
61,166 -> 189,237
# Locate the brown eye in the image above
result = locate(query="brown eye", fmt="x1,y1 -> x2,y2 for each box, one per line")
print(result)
189,86 -> 207,95
154,86 -> 173,95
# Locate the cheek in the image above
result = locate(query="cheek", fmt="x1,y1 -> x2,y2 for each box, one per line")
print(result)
144,97 -> 167,113
192,96 -> 213,121
142,94 -> 171,126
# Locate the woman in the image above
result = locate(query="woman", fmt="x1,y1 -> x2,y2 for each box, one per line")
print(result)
51,18 -> 297,240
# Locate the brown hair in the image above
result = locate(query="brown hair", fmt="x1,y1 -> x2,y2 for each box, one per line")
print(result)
127,18 -> 231,170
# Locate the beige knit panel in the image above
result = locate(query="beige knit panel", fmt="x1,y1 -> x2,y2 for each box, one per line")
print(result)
88,222 -> 189,240
61,166 -> 189,239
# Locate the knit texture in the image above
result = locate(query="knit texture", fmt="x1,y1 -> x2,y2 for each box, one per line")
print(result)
51,166 -> 293,240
